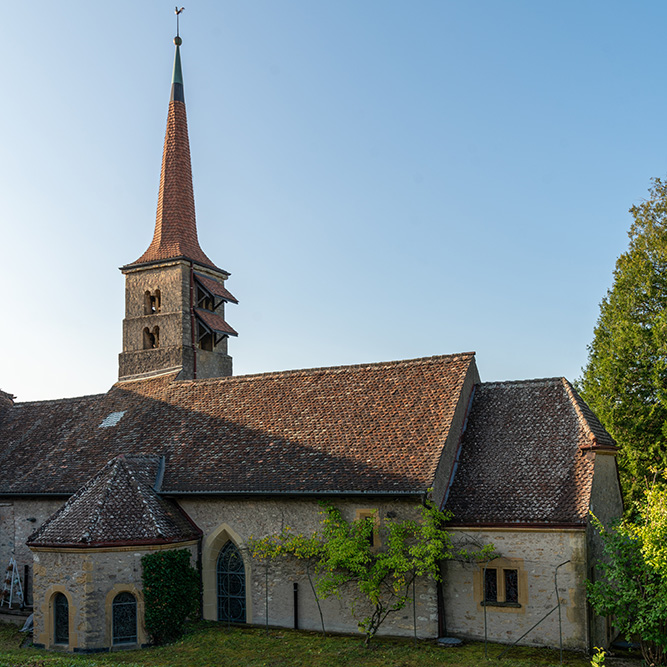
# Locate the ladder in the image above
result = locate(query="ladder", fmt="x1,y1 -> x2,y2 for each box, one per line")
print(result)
0,557 -> 24,609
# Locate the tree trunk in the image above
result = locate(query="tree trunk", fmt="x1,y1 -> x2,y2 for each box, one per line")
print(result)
305,564 -> 326,637
641,638 -> 666,666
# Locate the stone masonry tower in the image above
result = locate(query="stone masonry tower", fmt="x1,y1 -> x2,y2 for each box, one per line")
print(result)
119,34 -> 237,381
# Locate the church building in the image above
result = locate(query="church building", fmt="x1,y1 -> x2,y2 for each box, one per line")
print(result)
0,33 -> 622,654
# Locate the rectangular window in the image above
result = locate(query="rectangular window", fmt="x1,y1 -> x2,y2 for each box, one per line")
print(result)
355,509 -> 380,548
484,567 -> 498,602
504,569 -> 518,604
481,566 -> 522,608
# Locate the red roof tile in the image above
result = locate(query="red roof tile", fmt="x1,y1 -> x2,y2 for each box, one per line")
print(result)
27,455 -> 201,548
195,272 -> 238,304
127,100 -> 221,271
0,354 -> 476,496
195,308 -> 238,337
444,378 -> 606,526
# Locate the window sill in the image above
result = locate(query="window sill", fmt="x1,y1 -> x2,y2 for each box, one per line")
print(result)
481,601 -> 522,608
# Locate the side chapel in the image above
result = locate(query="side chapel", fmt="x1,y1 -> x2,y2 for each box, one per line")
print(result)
0,33 -> 622,653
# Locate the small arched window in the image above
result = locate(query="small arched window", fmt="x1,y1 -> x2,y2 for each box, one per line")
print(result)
53,592 -> 69,645
112,591 -> 138,645
144,289 -> 162,315
143,326 -> 160,350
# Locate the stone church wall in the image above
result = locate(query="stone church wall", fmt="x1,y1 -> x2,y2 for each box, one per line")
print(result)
442,527 -> 588,651
178,495 -> 440,639
0,498 -> 66,604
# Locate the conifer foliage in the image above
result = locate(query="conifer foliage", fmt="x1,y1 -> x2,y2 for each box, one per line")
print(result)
579,177 -> 667,507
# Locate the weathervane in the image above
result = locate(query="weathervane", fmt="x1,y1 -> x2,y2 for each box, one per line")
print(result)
175,6 -> 185,42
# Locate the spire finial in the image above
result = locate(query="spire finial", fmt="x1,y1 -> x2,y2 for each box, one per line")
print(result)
171,10 -> 185,100
175,7 -> 185,44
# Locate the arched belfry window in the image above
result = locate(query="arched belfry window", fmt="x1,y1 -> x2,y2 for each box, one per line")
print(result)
53,592 -> 69,645
112,592 -> 138,645
143,326 -> 160,350
144,289 -> 162,315
217,542 -> 246,623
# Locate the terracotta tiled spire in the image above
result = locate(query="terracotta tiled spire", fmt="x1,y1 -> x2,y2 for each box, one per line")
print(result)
129,37 -> 218,270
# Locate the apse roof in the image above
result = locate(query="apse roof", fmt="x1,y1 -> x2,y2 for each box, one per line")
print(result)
27,455 -> 201,549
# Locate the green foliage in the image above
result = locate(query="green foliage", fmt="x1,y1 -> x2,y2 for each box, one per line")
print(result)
250,501 -> 494,647
579,177 -> 667,509
587,482 -> 667,665
590,647 -> 606,667
141,549 -> 200,645
252,528 -> 328,636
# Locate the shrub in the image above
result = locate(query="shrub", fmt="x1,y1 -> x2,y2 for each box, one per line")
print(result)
587,483 -> 667,666
141,549 -> 199,645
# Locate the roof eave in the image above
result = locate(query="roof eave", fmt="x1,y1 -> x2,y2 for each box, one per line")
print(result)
120,256 -> 230,276
28,536 -> 201,551
447,521 -> 586,530
161,489 -> 428,497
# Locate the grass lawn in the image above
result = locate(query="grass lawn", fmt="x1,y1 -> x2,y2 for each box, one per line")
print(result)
0,621 -> 598,667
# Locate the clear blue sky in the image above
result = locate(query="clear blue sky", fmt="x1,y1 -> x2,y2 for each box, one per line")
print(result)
1,1 -> 664,402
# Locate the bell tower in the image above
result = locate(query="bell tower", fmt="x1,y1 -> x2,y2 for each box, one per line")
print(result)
119,33 -> 238,381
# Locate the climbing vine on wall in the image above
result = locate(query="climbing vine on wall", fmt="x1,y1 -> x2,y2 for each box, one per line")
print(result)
141,549 -> 200,645
250,500 -> 495,647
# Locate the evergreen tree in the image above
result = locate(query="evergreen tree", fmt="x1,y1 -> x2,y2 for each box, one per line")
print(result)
579,178 -> 667,508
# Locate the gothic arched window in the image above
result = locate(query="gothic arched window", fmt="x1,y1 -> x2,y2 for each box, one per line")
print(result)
217,542 -> 246,623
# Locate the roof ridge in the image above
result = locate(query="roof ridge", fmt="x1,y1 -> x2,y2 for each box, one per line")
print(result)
14,393 -> 106,408
168,352 -> 477,387
126,463 -> 166,538
82,458 -> 122,542
480,377 -> 564,388
560,378 -> 617,450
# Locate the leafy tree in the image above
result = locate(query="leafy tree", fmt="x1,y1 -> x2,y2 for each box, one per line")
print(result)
250,501 -> 494,647
587,482 -> 667,665
579,177 -> 667,508
141,549 -> 200,645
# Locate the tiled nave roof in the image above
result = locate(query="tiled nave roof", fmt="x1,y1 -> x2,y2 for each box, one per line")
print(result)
0,354 -> 475,496
0,356 -> 613,527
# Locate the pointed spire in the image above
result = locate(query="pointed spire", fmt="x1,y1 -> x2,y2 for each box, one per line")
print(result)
171,36 -> 184,102
128,35 -> 220,271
